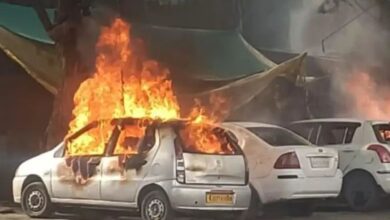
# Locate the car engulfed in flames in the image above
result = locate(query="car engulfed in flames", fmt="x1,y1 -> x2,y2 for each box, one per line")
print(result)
62,18 -> 232,182
62,117 -> 240,184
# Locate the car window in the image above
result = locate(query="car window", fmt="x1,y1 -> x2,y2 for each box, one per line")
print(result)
289,123 -> 318,144
112,124 -> 156,156
373,124 -> 390,144
248,127 -> 310,147
66,121 -> 114,156
317,122 -> 360,146
176,125 -> 242,155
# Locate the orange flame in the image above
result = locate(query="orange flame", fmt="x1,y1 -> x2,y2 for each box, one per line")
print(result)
67,18 -> 229,157
345,71 -> 390,120
178,93 -> 231,154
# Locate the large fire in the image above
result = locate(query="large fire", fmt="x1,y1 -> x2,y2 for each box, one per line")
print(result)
66,18 -> 228,156
344,71 -> 390,120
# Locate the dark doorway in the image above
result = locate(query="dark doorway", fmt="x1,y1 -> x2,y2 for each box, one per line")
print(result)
0,50 -> 54,201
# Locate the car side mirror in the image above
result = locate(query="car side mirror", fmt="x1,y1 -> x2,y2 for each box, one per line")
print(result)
125,154 -> 147,170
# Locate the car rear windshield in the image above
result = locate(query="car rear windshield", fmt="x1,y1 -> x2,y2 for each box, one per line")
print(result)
176,125 -> 242,155
248,127 -> 310,147
373,124 -> 390,144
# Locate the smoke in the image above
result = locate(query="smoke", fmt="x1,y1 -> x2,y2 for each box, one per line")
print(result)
342,71 -> 390,119
324,1 -> 390,119
287,0 -> 390,119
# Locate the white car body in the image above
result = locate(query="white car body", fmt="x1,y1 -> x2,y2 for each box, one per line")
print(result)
290,118 -> 390,210
222,122 -> 343,205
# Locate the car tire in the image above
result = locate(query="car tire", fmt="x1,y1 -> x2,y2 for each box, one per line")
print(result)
287,201 -> 314,217
241,186 -> 263,220
140,189 -> 175,220
343,172 -> 382,211
21,182 -> 53,218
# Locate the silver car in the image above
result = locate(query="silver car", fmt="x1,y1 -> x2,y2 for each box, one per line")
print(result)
13,118 -> 251,219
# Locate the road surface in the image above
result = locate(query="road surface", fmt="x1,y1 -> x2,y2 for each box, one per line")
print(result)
1,206 -> 390,220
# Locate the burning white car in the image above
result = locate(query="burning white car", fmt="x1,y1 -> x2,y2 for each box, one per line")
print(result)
13,118 -> 251,219
223,122 -> 342,217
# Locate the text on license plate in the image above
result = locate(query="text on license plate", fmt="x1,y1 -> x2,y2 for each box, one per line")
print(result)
310,157 -> 330,168
206,192 -> 234,205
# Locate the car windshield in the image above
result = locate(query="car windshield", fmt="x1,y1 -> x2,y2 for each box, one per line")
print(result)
248,127 -> 310,147
373,123 -> 390,144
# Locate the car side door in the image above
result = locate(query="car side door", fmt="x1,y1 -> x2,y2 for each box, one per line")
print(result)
100,124 -> 159,203
50,120 -> 116,201
316,122 -> 361,172
50,136 -> 105,200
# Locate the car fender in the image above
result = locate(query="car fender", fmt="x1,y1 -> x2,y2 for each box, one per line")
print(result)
15,150 -> 56,197
134,179 -> 175,208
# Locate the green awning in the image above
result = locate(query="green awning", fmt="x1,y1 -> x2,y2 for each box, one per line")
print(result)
0,26 -> 63,94
0,2 -> 305,112
133,25 -> 276,81
0,2 -> 54,44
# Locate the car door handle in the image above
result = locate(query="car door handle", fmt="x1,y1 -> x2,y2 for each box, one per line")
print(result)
342,150 -> 354,153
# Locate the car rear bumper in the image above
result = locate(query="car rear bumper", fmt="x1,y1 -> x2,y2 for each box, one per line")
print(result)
258,169 -> 343,204
160,180 -> 251,211
12,176 -> 26,203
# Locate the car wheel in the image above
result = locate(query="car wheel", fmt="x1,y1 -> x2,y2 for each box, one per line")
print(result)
343,172 -> 382,211
21,182 -> 53,218
241,186 -> 263,220
287,201 -> 314,217
141,189 -> 175,220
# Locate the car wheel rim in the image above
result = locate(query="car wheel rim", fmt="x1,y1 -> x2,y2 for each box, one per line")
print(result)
146,198 -> 165,220
27,190 -> 45,212
352,190 -> 369,207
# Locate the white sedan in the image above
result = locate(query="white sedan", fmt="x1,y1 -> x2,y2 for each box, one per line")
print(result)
223,122 -> 343,217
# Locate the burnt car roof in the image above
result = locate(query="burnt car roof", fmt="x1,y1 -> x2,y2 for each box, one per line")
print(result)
66,117 -> 219,141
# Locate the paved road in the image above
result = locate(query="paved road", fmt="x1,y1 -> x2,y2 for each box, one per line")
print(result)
2,207 -> 390,220
2,212 -> 390,220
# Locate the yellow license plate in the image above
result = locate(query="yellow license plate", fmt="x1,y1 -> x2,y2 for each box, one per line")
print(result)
206,192 -> 234,205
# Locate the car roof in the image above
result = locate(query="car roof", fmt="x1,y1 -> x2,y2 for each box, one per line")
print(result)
371,120 -> 390,125
223,121 -> 282,128
291,118 -> 390,125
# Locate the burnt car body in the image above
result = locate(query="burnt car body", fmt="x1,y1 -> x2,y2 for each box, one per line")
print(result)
12,118 -> 250,219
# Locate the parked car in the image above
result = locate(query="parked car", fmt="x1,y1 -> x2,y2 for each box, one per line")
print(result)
223,122 -> 342,218
290,118 -> 390,211
13,118 -> 251,220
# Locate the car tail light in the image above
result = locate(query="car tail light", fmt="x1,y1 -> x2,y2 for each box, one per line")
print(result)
174,140 -> 186,184
367,144 -> 390,163
274,152 -> 300,169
